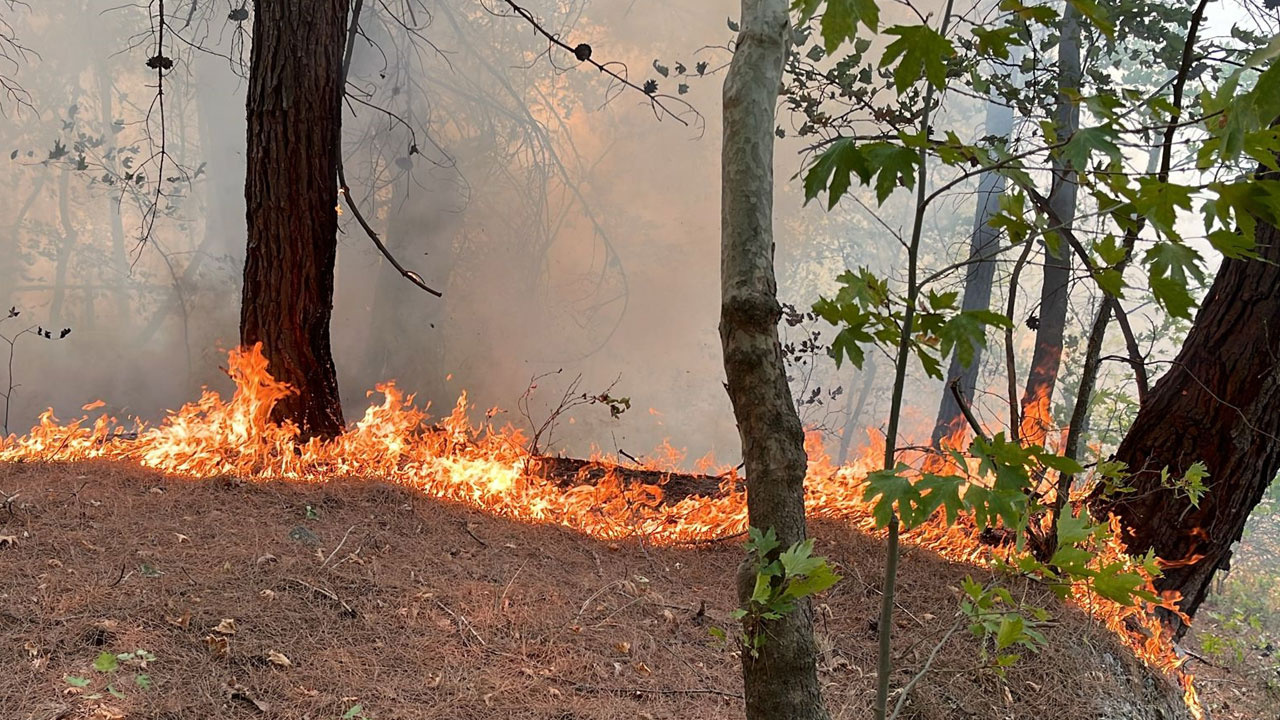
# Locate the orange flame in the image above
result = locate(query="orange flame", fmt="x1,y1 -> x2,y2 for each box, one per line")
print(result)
0,345 -> 1201,717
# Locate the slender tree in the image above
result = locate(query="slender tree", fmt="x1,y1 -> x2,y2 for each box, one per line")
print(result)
931,92 -> 1013,448
1019,2 -> 1080,446
240,0 -> 350,437
721,0 -> 828,717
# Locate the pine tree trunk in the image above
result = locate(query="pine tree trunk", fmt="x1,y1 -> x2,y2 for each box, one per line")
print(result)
1091,199 -> 1280,634
241,0 -> 349,437
1020,3 -> 1080,447
932,95 -> 1012,448
721,1 -> 828,717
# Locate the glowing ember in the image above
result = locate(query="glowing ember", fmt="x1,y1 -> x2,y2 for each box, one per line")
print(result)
0,344 -> 1202,717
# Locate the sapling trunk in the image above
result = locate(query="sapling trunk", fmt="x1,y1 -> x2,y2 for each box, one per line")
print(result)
873,3 -> 955,717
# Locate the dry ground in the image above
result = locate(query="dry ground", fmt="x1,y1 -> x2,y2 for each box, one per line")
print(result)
0,461 -> 1263,719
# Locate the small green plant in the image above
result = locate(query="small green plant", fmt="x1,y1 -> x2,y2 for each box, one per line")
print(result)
64,648 -> 156,700
342,704 -> 373,719
959,577 -> 1048,670
721,527 -> 841,659
305,504 -> 320,520
1090,459 -> 1209,508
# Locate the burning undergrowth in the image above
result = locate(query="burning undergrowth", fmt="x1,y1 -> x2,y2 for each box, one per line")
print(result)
0,345 -> 1203,716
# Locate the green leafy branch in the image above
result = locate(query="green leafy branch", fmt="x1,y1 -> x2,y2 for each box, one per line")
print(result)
719,527 -> 842,658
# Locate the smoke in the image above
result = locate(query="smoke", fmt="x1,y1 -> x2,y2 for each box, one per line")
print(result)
0,0 -> 1027,465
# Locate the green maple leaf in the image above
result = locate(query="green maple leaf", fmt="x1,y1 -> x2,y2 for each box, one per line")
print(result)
1094,267 -> 1126,298
1033,450 -> 1084,475
995,614 -> 1026,650
999,0 -> 1057,23
1049,545 -> 1095,575
794,0 -> 880,53
914,473 -> 966,526
1067,0 -> 1114,36
1092,564 -> 1156,605
779,539 -> 825,577
862,142 -> 919,203
1132,179 -> 1194,240
1061,126 -> 1122,170
938,309 -> 1010,370
783,563 -> 841,599
1149,275 -> 1195,319
880,24 -> 953,94
1054,510 -> 1097,547
863,465 -> 915,528
1144,241 -> 1204,319
803,138 -> 870,208
971,25 -> 1020,60
803,139 -> 918,207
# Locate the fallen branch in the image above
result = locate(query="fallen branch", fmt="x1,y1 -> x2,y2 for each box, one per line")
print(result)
320,524 -> 357,570
434,598 -> 486,646
286,577 -> 356,617
570,682 -> 743,700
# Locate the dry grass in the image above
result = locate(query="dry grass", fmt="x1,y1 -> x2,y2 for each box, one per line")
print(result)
0,461 -> 1213,719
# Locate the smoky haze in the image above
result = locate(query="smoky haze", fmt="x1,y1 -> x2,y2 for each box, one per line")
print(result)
2,0 -> 1118,467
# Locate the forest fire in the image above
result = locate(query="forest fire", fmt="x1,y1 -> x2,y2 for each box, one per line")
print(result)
1,345 -> 1202,717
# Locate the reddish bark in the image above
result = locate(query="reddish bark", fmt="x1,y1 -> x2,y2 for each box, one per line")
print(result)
241,0 -> 350,438
1092,206 -> 1280,632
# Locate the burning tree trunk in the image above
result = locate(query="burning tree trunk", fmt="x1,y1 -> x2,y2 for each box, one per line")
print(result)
720,1 -> 827,718
1019,2 -> 1080,446
1091,193 -> 1280,633
932,93 -> 1012,448
240,0 -> 350,438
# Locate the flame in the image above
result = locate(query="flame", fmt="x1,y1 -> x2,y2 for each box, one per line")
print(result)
1019,382 -> 1054,449
0,344 -> 1202,717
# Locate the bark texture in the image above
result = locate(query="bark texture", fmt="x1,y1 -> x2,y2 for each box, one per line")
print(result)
720,1 -> 828,718
1092,203 -> 1280,632
241,0 -> 349,437
932,94 -> 1012,448
1020,3 -> 1080,446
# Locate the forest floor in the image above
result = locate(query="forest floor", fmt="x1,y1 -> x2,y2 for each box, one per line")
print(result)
0,461 -> 1274,720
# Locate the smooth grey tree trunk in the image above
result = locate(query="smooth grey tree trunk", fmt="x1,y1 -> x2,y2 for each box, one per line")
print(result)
931,92 -> 1013,448
721,1 -> 828,718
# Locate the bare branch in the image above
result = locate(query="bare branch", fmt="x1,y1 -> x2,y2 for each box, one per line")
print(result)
490,0 -> 702,130
340,0 -> 443,297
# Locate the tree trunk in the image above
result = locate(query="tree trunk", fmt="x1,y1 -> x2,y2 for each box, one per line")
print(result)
837,357 -> 877,466
1091,196 -> 1280,635
721,1 -> 828,718
50,168 -> 77,328
95,67 -> 133,331
932,94 -> 1012,448
241,0 -> 349,437
1019,3 -> 1080,447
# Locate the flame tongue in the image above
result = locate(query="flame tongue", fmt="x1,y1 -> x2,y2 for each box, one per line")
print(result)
0,344 -> 1202,717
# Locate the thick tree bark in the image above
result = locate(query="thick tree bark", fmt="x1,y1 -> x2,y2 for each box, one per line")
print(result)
241,0 -> 349,438
1091,203 -> 1280,635
932,95 -> 1012,448
721,1 -> 828,718
1020,3 -> 1080,447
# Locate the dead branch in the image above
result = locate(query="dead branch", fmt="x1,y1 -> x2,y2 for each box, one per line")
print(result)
491,0 -> 701,129
341,0 -> 443,297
